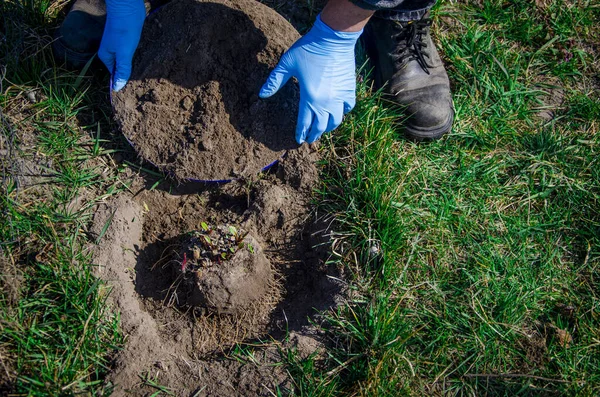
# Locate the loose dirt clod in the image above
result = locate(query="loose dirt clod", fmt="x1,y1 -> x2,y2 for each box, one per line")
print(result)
112,0 -> 301,180
177,227 -> 275,315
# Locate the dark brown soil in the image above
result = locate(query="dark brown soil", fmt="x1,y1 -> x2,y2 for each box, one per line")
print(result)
112,0 -> 301,181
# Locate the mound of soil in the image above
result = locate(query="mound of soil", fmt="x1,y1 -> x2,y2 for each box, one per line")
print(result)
112,0 -> 301,181
178,228 -> 276,315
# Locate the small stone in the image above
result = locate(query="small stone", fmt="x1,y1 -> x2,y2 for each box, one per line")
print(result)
200,138 -> 213,151
26,90 -> 37,103
368,242 -> 381,258
181,96 -> 194,111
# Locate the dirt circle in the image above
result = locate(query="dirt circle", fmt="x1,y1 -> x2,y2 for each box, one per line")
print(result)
112,0 -> 301,181
89,145 -> 347,395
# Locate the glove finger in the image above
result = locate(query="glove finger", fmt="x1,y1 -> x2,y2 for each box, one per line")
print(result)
112,53 -> 134,92
295,103 -> 313,144
326,108 -> 344,133
306,112 -> 328,144
343,97 -> 356,114
98,46 -> 116,76
259,62 -> 293,99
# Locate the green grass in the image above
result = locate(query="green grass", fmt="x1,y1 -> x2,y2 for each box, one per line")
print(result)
1,1 -> 124,394
286,0 -> 600,395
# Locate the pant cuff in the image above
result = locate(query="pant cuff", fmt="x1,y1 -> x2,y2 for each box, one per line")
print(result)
373,6 -> 432,21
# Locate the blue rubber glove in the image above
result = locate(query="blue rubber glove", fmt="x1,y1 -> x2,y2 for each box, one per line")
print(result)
259,14 -> 361,144
98,0 -> 145,92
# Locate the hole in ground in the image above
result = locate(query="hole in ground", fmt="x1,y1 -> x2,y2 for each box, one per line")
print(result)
133,172 -> 344,356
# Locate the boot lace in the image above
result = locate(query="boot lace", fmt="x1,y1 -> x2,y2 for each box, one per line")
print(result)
390,18 -> 433,74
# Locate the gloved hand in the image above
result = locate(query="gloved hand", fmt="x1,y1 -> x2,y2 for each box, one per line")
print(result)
259,14 -> 361,144
98,0 -> 145,92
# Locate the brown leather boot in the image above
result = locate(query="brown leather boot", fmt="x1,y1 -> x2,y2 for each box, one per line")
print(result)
363,14 -> 454,140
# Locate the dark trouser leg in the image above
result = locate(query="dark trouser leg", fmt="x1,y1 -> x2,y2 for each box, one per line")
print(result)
351,0 -> 436,21
52,0 -> 165,70
53,0 -> 107,69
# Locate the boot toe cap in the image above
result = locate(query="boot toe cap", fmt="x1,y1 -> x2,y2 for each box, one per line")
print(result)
402,95 -> 454,140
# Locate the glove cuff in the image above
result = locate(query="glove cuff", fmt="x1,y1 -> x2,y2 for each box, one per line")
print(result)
313,14 -> 363,44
